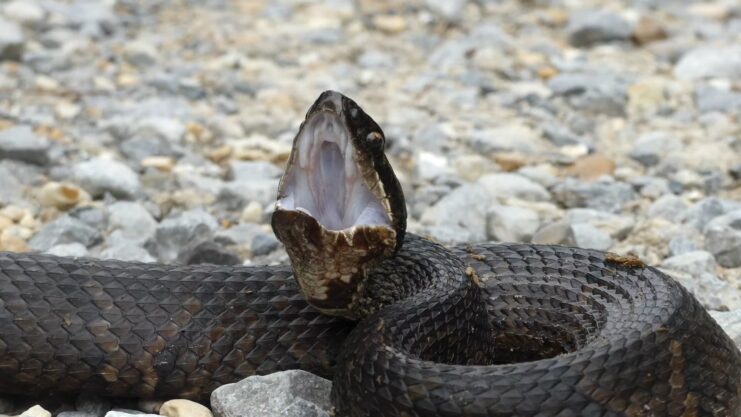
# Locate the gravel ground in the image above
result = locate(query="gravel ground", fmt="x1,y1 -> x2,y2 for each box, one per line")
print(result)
0,0 -> 740,416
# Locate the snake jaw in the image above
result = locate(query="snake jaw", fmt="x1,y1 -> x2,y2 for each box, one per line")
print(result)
272,90 -> 405,317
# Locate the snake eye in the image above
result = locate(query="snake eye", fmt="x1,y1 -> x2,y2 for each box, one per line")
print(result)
366,132 -> 383,145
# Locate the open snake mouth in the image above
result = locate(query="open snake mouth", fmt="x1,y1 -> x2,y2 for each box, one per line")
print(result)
276,110 -> 391,231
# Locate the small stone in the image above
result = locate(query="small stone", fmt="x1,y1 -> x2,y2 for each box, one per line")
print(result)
415,152 -> 452,181
70,206 -> 108,230
566,208 -> 634,240
548,73 -> 628,116
704,210 -> 741,268
59,412 -> 96,417
477,173 -> 551,202
181,241 -> 240,265
0,229 -> 29,252
122,41 -> 157,67
155,209 -> 218,263
3,1 -> 45,26
106,412 -> 158,417
668,236 -> 697,257
46,242 -> 88,257
695,87 -> 741,113
661,250 -> 718,277
531,221 -> 575,245
29,215 -> 101,252
141,156 -> 175,172
211,370 -> 331,417
627,80 -> 665,115
629,132 -> 681,167
251,233 -> 280,256
710,310 -> 741,349
372,15 -> 407,34
240,201 -> 264,223
20,405 -> 50,417
73,158 -> 143,199
486,205 -> 539,243
0,125 -> 51,165
631,16 -> 667,45
37,182 -> 90,210
159,400 -> 212,417
0,17 -> 24,60
572,223 -> 613,250
681,197 -> 726,231
0,205 -> 25,222
229,161 -> 282,182
424,0 -> 466,22
552,178 -> 637,213
421,184 -> 491,243
688,3 -> 731,20
647,194 -> 687,221
565,154 -> 615,182
669,271 -> 741,311
75,393 -> 111,417
674,46 -> 741,80
107,201 -> 157,245
101,243 -> 155,263
567,10 -> 632,47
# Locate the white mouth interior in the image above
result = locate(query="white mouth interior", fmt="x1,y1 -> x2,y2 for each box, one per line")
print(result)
278,112 -> 390,231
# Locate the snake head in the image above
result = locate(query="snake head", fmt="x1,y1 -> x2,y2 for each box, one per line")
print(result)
272,91 -> 406,318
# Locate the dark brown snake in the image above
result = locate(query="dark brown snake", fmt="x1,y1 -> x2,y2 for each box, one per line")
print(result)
0,91 -> 739,416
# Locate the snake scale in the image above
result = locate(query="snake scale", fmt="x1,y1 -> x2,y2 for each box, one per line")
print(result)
0,91 -> 739,416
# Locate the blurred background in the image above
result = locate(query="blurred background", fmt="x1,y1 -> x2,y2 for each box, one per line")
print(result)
0,0 -> 739,341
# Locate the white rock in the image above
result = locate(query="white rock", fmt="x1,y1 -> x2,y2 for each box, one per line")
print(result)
478,173 -> 551,202
674,46 -> 741,80
487,205 -> 539,243
73,158 -> 143,199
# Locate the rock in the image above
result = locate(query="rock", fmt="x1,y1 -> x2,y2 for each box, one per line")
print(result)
0,17 -> 24,60
159,400 -> 211,417
552,178 -> 637,213
681,197 -> 726,231
215,224 -> 265,247
251,233 -> 280,256
565,154 -> 615,182
704,210 -> 741,268
477,173 -> 551,202
566,10 -> 632,47
73,158 -> 143,199
100,243 -> 155,263
37,182 -> 90,210
572,223 -> 612,250
661,250 -> 717,277
668,270 -> 741,311
424,0 -> 466,22
420,184 -> 492,243
229,161 -> 282,182
106,412 -> 158,417
486,205 -> 539,243
648,194 -> 687,221
3,1 -> 45,26
181,241 -> 240,265
0,125 -> 51,165
565,208 -> 634,240
631,16 -> 667,45
75,393 -> 111,417
548,73 -> 628,116
710,310 -> 741,349
695,87 -> 741,113
415,152 -> 452,181
122,41 -> 157,67
29,215 -> 101,252
531,221 -> 575,245
466,124 -> 541,155
46,242 -> 88,257
674,46 -> 741,80
120,136 -> 179,163
155,209 -> 218,263
668,235 -> 697,257
107,201 -> 157,245
70,206 -> 108,230
0,163 -> 24,205
20,405 -> 50,417
240,201 -> 264,223
542,124 -> 588,147
629,132 -> 681,167
211,370 -> 331,417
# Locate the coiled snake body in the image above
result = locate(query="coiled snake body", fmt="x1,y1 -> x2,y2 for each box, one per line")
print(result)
0,91 -> 739,416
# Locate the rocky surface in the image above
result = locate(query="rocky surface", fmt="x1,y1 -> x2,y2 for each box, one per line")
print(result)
0,0 -> 739,415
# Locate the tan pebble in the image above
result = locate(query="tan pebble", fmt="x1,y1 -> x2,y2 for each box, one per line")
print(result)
688,3 -> 730,20
627,80 -> 664,115
372,15 -> 407,33
0,231 -> 29,252
159,399 -> 212,417
565,154 -> 615,181
537,66 -> 558,80
18,213 -> 37,229
117,72 -> 140,87
207,145 -> 233,163
55,101 -> 81,119
492,153 -> 527,172
37,182 -> 88,210
4,225 -> 33,241
19,405 -> 50,417
0,215 -> 12,230
240,201 -> 263,223
142,156 -> 175,172
0,205 -> 25,222
632,16 -> 667,45
34,75 -> 59,91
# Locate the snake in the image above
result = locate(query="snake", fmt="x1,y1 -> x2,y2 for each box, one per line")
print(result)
0,91 -> 739,417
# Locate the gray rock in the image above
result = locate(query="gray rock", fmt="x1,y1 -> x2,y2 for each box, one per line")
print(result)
122,41 -> 157,67
704,210 -> 741,268
120,136 -> 179,162
531,221 -> 575,245
58,412 -> 96,417
424,0 -> 466,22
567,10 -> 632,47
155,209 -> 218,263
73,158 -> 143,199
572,223 -> 613,251
548,72 -> 628,116
107,202 -> 157,245
486,205 -> 539,243
420,184 -> 491,243
565,208 -> 634,240
552,178 -> 637,213
251,233 -> 280,256
710,310 -> 741,350
45,242 -> 89,257
75,393 -> 111,417
647,194 -> 687,221
69,206 -> 108,229
661,250 -> 717,277
412,123 -> 454,153
100,243 -> 155,263
218,179 -> 280,210
181,241 -> 240,265
0,17 -> 24,60
211,370 -> 331,417
696,87 -> 741,113
629,132 -> 681,167
674,46 -> 741,80
3,1 -> 45,26
105,412 -> 158,417
215,223 -> 265,246
0,125 -> 51,165
478,173 -> 551,202
29,215 -> 101,251
668,235 -> 697,257
542,124 -> 588,147
230,161 -> 283,182
668,271 -> 741,311
681,197 -> 726,231
0,161 -> 25,205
